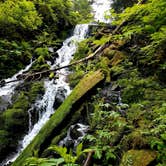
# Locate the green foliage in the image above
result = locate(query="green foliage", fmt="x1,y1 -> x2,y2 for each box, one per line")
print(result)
84,99 -> 128,164
49,72 -> 55,79
24,157 -> 65,166
24,144 -> 84,166
111,0 -> 137,13
112,0 -> 166,67
0,40 -> 32,79
35,47 -> 49,58
0,0 -> 42,34
28,81 -> 45,102
74,39 -> 91,60
34,47 -> 51,65
72,0 -> 92,23
34,0 -> 91,29
93,36 -> 110,46
48,144 -> 83,164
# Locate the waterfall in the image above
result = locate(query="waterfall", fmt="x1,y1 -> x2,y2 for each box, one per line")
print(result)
2,0 -> 112,165
3,24 -> 89,166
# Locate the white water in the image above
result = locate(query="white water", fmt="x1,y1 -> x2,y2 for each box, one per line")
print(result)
59,123 -> 89,147
2,0 -> 112,165
0,60 -> 33,102
92,0 -> 112,23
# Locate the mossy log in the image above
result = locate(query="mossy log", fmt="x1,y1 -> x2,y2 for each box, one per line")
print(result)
12,70 -> 104,166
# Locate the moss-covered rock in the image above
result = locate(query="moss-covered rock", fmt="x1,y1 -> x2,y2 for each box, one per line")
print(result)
120,150 -> 157,166
0,81 -> 44,162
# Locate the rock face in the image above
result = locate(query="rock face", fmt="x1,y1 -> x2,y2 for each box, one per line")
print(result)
120,150 -> 157,166
12,70 -> 104,166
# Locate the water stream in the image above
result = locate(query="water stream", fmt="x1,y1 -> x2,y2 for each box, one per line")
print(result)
1,0 -> 112,165
0,60 -> 34,103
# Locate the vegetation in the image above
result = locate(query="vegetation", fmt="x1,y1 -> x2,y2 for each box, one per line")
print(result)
0,0 -> 166,165
0,0 -> 91,79
0,81 -> 44,161
30,0 -> 165,165
111,0 -> 137,13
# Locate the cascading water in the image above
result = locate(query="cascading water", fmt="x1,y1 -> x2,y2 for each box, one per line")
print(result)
59,123 -> 89,148
2,0 -> 112,165
91,0 -> 112,23
0,60 -> 34,103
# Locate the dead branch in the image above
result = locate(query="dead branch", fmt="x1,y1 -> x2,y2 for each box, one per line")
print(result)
83,151 -> 94,166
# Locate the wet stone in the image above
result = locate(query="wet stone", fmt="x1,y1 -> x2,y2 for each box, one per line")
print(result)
70,125 -> 83,140
53,87 -> 67,109
0,96 -> 11,111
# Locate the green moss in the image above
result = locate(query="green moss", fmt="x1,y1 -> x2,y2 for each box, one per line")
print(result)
13,92 -> 29,109
69,69 -> 85,88
122,130 -> 148,150
2,108 -> 28,133
28,81 -> 45,103
110,50 -> 125,66
73,39 -> 91,60
0,81 -> 44,161
120,150 -> 157,166
96,57 -> 111,83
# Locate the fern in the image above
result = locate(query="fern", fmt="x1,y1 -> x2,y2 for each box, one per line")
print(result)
48,143 -> 84,164
24,157 -> 64,166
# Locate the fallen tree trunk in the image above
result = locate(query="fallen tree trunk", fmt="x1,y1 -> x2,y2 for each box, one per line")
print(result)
12,70 -> 104,166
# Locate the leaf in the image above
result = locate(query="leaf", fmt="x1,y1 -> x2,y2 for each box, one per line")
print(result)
106,150 -> 116,160
161,133 -> 166,141
49,72 -> 55,79
84,134 -> 96,142
94,149 -> 102,159
76,143 -> 83,157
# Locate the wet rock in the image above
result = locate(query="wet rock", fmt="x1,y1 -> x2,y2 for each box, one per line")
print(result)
48,47 -> 54,53
101,83 -> 121,103
70,124 -> 83,140
0,96 -> 11,111
53,87 -> 67,109
64,139 -> 74,149
59,123 -> 89,149
52,52 -> 59,59
0,79 -> 6,87
120,150 -> 157,166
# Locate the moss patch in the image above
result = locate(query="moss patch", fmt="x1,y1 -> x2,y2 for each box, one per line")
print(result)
120,150 -> 157,166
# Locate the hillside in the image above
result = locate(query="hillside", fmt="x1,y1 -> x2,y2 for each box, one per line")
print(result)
0,0 -> 166,166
